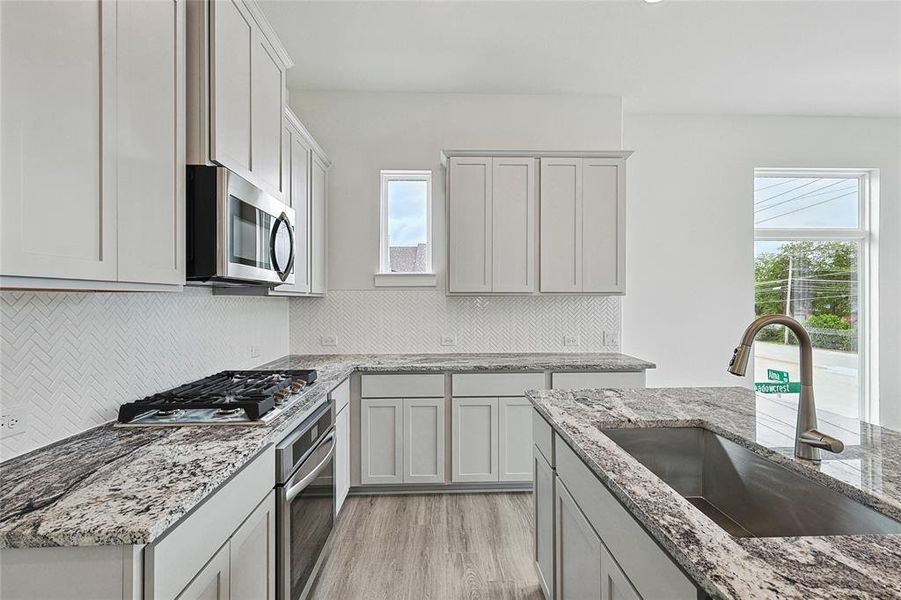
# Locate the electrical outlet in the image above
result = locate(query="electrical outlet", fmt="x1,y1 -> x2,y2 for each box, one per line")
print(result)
440,334 -> 457,347
563,335 -> 580,348
249,345 -> 261,359
604,330 -> 620,347
1,407 -> 28,438
320,335 -> 338,347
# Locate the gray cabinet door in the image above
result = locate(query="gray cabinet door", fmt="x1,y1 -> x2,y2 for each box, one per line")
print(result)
335,405 -> 350,513
499,397 -> 533,482
176,543 -> 230,600
361,398 -> 404,484
230,491 -> 276,600
534,447 -> 555,599
601,546 -> 641,600
451,397 -> 499,482
556,478 -> 602,599
403,398 -> 445,484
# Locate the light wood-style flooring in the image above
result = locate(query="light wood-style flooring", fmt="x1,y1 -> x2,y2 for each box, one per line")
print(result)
310,493 -> 543,600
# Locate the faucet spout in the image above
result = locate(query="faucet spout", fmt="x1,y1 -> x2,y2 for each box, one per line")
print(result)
727,314 -> 843,462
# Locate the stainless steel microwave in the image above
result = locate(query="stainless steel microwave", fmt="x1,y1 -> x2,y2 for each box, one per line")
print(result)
187,165 -> 295,286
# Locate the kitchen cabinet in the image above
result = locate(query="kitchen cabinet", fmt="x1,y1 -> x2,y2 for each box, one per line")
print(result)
310,151 -> 329,295
188,0 -> 292,200
452,397 -> 499,482
534,446 -> 555,599
360,399 -> 404,485
360,375 -> 445,485
451,373 -> 541,484
1,0 -> 184,289
540,157 -> 626,294
404,398 -> 446,484
333,379 -> 351,515
447,156 -> 536,293
281,113 -> 313,294
499,397 -> 533,481
229,492 -> 276,600
177,543 -> 230,600
555,479 -> 603,600
601,546 -> 642,600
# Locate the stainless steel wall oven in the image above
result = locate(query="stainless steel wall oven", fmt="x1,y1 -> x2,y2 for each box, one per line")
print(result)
275,400 -> 335,600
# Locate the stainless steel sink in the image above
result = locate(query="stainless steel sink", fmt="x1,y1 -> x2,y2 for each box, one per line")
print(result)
600,426 -> 901,538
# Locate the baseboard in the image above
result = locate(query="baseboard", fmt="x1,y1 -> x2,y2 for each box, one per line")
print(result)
349,482 -> 533,495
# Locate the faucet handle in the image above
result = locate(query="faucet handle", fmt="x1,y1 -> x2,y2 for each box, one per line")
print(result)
799,429 -> 845,454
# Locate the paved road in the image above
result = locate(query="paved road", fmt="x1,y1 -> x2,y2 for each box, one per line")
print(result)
754,341 -> 859,418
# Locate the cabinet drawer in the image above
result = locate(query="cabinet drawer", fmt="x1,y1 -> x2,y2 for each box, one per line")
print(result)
453,372 -> 545,397
554,434 -> 696,600
361,374 -> 444,398
533,409 -> 554,466
551,371 -> 645,390
330,378 -> 350,413
145,445 -> 275,600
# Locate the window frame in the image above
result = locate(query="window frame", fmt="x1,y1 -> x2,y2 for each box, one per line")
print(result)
753,167 -> 876,423
378,170 -> 434,275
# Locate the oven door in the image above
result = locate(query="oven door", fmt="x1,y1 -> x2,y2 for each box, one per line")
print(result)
277,427 -> 336,600
223,170 -> 296,285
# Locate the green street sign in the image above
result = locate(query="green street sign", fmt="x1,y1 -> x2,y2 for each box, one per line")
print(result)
755,382 -> 801,394
767,369 -> 789,383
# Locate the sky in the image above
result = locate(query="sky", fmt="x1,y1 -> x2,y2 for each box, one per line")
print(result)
387,180 -> 428,247
753,176 -> 859,230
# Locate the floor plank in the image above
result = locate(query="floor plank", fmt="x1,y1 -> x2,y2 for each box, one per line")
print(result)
310,493 -> 543,600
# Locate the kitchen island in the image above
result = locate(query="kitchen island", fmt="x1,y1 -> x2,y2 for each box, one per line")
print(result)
528,386 -> 901,599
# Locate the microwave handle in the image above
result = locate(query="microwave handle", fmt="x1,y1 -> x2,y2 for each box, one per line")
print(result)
270,212 -> 295,282
285,429 -> 335,502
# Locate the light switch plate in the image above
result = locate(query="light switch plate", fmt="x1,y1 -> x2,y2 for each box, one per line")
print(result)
320,335 -> 338,347
250,345 -> 261,358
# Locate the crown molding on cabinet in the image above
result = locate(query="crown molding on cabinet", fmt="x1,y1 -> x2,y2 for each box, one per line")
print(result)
243,0 -> 294,69
440,149 -> 634,167
286,107 -> 331,166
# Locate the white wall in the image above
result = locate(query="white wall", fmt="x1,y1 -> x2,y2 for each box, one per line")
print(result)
622,114 -> 901,428
290,91 -> 623,290
0,288 -> 289,459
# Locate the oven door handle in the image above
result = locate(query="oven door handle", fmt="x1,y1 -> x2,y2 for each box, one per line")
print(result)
285,429 -> 336,502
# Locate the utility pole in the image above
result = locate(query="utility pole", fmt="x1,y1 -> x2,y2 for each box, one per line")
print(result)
784,255 -> 793,344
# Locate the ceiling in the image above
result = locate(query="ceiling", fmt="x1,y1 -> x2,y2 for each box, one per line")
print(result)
259,0 -> 901,117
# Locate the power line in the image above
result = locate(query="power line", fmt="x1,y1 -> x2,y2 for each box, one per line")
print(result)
754,182 -> 856,212
753,178 -> 822,206
755,191 -> 857,225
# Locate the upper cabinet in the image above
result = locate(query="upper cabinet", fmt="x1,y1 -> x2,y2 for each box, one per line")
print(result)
1,0 -> 185,290
448,157 -> 536,294
445,151 -> 628,296
541,157 -> 625,294
187,0 -> 291,201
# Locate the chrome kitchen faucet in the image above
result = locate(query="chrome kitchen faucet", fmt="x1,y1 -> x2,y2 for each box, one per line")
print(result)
728,314 -> 844,462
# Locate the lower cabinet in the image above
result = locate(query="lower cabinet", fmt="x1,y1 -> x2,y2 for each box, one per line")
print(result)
534,447 -> 555,599
177,490 -> 275,600
229,490 -> 276,600
555,480 -> 602,600
176,543 -> 230,600
335,403 -> 350,514
360,397 -> 445,485
451,396 -> 533,483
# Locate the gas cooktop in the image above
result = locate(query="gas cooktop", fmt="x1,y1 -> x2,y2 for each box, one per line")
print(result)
117,369 -> 318,426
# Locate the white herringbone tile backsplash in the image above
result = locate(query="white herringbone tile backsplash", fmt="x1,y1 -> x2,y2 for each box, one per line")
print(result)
0,287 -> 288,460
289,290 -> 621,354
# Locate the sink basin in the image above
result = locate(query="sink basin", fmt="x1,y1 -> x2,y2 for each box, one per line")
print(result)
600,426 -> 901,538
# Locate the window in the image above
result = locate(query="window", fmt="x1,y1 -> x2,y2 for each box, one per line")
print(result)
379,170 -> 433,276
753,169 -> 873,423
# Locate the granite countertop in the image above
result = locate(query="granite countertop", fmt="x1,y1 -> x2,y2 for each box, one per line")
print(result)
528,387 -> 901,600
0,352 -> 652,549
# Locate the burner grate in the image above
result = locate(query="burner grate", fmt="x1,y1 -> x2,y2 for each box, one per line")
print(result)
117,369 -> 318,423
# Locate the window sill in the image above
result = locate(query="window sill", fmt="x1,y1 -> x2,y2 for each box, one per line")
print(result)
373,272 -> 438,288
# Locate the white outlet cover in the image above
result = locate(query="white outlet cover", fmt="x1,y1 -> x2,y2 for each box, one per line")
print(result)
320,335 -> 338,347
250,345 -> 261,358
563,335 -> 580,347
1,408 -> 28,438
440,334 -> 457,346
